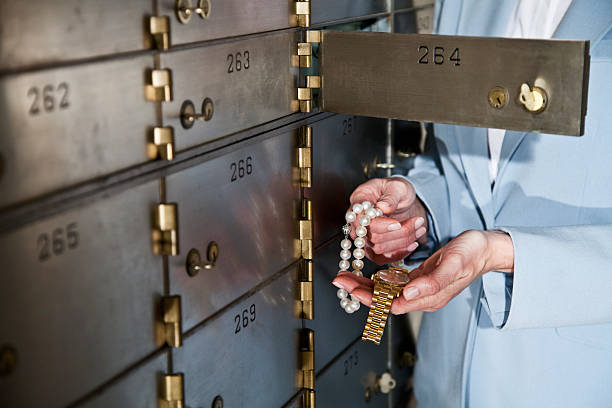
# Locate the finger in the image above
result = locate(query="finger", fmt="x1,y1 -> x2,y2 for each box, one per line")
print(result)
349,287 -> 373,307
333,272 -> 374,292
401,255 -> 460,300
349,179 -> 385,205
370,215 -> 425,240
371,238 -> 419,255
364,246 -> 406,266
368,217 -> 403,234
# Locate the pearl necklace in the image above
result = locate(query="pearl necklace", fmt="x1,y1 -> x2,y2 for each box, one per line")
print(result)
337,201 -> 383,314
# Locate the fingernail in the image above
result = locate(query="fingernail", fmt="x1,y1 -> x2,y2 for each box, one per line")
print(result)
387,222 -> 401,231
415,227 -> 427,239
414,217 -> 425,229
384,252 -> 393,258
351,292 -> 366,303
407,242 -> 419,252
332,280 -> 344,288
403,287 -> 420,300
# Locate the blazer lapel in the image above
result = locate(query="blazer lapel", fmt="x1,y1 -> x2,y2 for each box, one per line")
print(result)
455,126 -> 494,226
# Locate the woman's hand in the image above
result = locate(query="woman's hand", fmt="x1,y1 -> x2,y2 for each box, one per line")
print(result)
348,177 -> 429,264
333,230 -> 514,314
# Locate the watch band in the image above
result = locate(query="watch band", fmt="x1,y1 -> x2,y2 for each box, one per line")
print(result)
361,279 -> 401,345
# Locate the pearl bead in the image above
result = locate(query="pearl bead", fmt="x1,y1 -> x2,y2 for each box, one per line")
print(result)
339,269 -> 349,274
340,249 -> 351,260
341,238 -> 352,250
366,207 -> 378,218
376,208 -> 383,217
356,226 -> 367,237
353,248 -> 365,259
352,259 -> 364,270
349,300 -> 360,311
345,302 -> 357,313
359,215 -> 371,226
362,201 -> 372,210
337,288 -> 348,299
345,211 -> 356,223
354,237 -> 365,248
339,259 -> 350,270
340,298 -> 350,309
353,270 -> 363,277
352,203 -> 363,214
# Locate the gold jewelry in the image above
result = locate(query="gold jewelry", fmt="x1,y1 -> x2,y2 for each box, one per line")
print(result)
362,267 -> 410,345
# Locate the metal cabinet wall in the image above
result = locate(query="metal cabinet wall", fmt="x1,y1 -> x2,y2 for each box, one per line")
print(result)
0,2 -> 432,407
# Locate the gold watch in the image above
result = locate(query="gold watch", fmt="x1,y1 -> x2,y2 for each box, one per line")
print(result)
362,266 -> 411,345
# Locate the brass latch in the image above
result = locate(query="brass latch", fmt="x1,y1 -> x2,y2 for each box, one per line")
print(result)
149,16 -> 170,51
295,0 -> 311,27
162,295 -> 182,347
298,259 -> 314,320
145,69 -> 173,102
160,373 -> 184,408
148,127 -> 175,161
297,125 -> 312,188
297,30 -> 321,112
153,203 -> 179,256
299,329 -> 315,390
299,199 -> 313,260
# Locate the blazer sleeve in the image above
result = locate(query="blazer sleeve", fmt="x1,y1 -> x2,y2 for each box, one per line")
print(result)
481,224 -> 612,330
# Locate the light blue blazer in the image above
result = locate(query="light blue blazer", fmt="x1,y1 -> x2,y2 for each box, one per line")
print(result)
402,1 -> 612,407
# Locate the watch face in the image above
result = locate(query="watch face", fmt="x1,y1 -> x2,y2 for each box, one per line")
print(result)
377,268 -> 410,285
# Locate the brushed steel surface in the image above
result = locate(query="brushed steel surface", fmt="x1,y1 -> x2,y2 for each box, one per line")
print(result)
316,339 -> 389,407
0,56 -> 156,208
0,0 -> 153,71
320,31 -> 589,135
304,115 -> 387,247
173,269 -> 300,407
166,130 -> 300,330
306,240 -> 379,372
76,353 -> 167,408
311,0 -> 388,25
159,0 -> 292,45
0,182 -> 164,408
161,31 -> 298,152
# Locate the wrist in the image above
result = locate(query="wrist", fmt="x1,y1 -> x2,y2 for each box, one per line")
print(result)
484,230 -> 514,273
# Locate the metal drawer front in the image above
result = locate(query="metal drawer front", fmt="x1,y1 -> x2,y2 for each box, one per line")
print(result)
159,0 -> 292,45
304,115 -> 387,247
316,340 -> 389,408
0,56 -> 155,208
161,31 -> 298,152
320,31 -> 589,135
76,354 -> 167,408
0,0 -> 153,71
173,269 -> 300,407
0,182 -> 164,408
306,240 -> 379,372
166,130 -> 300,331
311,0 -> 388,25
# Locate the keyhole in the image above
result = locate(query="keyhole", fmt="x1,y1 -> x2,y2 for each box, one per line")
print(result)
201,97 -> 214,121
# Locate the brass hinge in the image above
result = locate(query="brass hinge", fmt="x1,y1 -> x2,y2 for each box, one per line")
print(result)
298,259 -> 314,320
148,127 -> 175,161
146,69 -> 173,102
162,295 -> 182,347
299,198 -> 313,260
297,126 -> 312,188
150,16 -> 170,51
297,75 -> 320,113
295,0 -> 311,27
160,373 -> 184,408
297,30 -> 321,112
297,30 -> 321,68
301,389 -> 315,408
299,328 -> 315,391
153,203 -> 179,256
